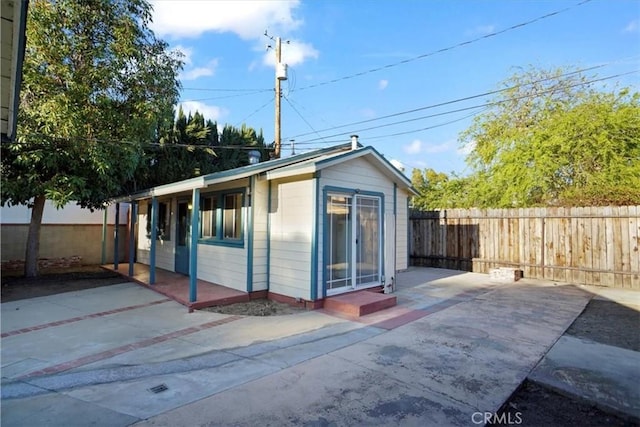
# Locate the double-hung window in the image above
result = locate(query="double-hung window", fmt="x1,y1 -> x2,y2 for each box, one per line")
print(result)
200,190 -> 244,245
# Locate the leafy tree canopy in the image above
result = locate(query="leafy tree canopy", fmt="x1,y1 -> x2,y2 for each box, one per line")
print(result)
1,0 -> 183,210
129,107 -> 271,191
412,67 -> 640,209
0,0 -> 182,276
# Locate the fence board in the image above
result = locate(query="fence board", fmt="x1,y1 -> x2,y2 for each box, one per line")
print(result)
409,206 -> 640,289
630,206 -> 639,288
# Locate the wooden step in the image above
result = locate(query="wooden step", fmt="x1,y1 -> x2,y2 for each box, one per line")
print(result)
324,290 -> 397,317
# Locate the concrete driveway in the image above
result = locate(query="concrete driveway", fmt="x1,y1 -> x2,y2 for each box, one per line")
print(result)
1,268 -> 632,426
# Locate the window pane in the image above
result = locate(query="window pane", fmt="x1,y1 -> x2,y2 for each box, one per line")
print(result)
158,202 -> 170,241
146,201 -> 171,241
224,193 -> 242,239
200,197 -> 217,238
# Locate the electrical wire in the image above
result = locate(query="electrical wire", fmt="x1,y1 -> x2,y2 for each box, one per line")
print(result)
181,89 -> 271,103
363,108 -> 489,141
181,87 -> 271,92
292,70 -> 639,143
234,96 -> 274,127
284,63 -> 624,141
16,70 -> 636,152
294,0 -> 593,92
282,94 -> 328,144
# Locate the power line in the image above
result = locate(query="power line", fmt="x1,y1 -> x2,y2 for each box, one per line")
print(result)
284,63 -> 617,141
295,105 -> 489,144
292,70 -> 639,143
363,108 -> 489,141
181,89 -> 270,103
181,87 -> 270,92
15,132 -> 274,151
234,96 -> 274,127
294,0 -> 593,92
282,94 -> 328,144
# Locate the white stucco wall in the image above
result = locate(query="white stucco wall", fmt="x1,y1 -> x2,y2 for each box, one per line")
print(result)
1,201 -> 127,224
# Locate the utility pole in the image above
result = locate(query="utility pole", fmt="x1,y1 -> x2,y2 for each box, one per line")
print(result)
274,36 -> 282,159
265,31 -> 288,159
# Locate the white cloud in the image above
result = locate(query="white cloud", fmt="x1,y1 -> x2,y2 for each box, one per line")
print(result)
360,108 -> 377,119
624,20 -> 639,33
378,79 -> 389,90
404,139 -> 455,155
172,45 -> 193,65
404,139 -> 422,154
457,140 -> 476,156
181,59 -> 219,81
151,0 -> 302,40
424,141 -> 453,153
466,24 -> 495,36
179,101 -> 227,121
262,40 -> 319,67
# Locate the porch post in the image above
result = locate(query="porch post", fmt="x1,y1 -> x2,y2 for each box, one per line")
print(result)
101,207 -> 108,265
246,177 -> 254,293
128,202 -> 137,276
150,197 -> 158,284
113,203 -> 120,270
189,188 -> 200,302
310,173 -> 320,301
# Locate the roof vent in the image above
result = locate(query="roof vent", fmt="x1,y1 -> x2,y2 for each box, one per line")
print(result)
248,150 -> 261,164
350,135 -> 359,150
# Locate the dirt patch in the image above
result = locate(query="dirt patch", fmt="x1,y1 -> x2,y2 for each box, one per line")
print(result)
490,380 -> 636,427
565,298 -> 640,352
492,297 -> 640,427
200,299 -> 305,316
1,265 -> 127,302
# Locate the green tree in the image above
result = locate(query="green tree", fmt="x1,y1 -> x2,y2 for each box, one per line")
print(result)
132,111 -> 270,189
460,67 -> 640,207
410,168 -> 476,209
1,0 -> 182,277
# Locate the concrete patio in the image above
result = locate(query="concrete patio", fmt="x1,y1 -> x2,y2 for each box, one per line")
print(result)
2,267 -> 637,426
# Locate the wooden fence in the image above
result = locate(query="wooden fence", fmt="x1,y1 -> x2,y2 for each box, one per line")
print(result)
410,206 -> 639,289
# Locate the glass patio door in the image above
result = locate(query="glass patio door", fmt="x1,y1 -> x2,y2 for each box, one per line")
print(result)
326,194 -> 381,294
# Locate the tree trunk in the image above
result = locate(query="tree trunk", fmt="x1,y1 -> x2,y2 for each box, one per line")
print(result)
25,195 -> 46,277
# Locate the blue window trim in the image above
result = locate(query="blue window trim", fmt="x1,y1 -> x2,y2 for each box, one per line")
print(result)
198,187 -> 246,248
321,185 -> 385,298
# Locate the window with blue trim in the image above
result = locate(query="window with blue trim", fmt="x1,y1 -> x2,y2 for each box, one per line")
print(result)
200,191 -> 244,244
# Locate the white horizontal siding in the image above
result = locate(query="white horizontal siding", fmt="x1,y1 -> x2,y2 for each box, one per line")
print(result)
396,190 -> 409,270
251,178 -> 269,291
197,244 -> 247,292
268,177 -> 313,299
319,156 -> 400,293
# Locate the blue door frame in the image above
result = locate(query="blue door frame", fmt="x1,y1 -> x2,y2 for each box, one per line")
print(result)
175,199 -> 191,275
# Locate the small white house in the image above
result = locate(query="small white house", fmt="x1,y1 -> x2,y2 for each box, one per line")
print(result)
111,140 -> 415,307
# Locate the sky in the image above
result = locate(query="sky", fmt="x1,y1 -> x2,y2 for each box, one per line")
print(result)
149,0 -> 640,176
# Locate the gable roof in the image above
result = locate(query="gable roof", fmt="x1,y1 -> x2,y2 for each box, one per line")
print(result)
114,143 -> 416,202
265,145 -> 417,193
